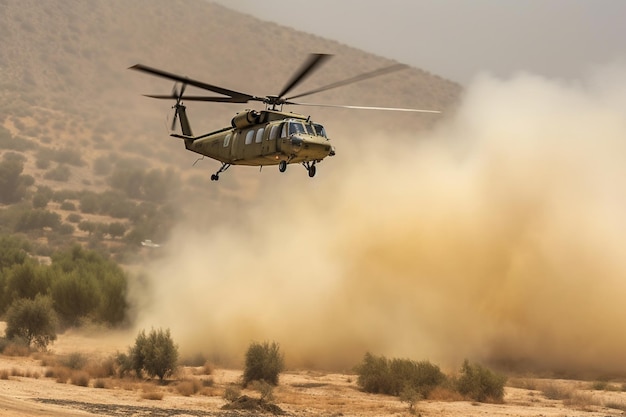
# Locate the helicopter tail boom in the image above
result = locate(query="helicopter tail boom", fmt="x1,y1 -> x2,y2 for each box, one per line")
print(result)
174,104 -> 193,137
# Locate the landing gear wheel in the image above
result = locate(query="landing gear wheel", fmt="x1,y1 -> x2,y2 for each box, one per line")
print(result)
308,165 -> 316,178
279,160 -> 287,173
211,174 -> 219,181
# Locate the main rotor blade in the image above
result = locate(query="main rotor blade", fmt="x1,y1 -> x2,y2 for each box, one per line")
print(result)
286,101 -> 441,113
129,64 -> 256,102
144,94 -> 262,103
277,53 -> 332,99
287,63 -> 409,101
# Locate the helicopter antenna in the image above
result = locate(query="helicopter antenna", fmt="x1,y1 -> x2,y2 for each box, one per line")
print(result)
192,155 -> 205,167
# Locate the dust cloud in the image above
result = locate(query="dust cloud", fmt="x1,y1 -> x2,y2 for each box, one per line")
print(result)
135,64 -> 626,374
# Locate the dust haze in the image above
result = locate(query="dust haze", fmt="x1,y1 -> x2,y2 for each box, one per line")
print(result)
134,65 -> 626,374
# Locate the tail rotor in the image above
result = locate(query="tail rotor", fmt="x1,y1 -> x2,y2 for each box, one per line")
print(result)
170,82 -> 187,131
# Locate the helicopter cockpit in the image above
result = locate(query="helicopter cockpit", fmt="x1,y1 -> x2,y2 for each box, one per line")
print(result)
281,120 -> 328,139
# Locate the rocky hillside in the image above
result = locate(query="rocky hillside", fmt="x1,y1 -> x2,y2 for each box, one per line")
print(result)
0,0 -> 461,259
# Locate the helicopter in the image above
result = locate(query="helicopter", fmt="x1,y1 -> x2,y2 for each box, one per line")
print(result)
129,54 -> 440,180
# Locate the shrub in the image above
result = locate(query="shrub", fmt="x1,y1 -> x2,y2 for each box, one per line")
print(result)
243,341 -> 284,387
176,379 -> 202,396
5,295 -> 58,349
355,353 -> 445,397
456,360 -> 507,403
223,385 -> 241,402
44,164 -> 71,182
129,328 -> 179,380
60,201 -> 76,211
70,371 -> 90,387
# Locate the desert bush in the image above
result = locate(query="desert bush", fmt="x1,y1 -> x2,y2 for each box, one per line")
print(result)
0,234 -> 31,269
5,295 -> 57,349
0,155 -> 30,203
0,369 -> 9,380
250,380 -> 275,402
176,379 -> 202,396
70,370 -> 90,386
43,164 -> 71,182
93,378 -> 108,389
48,147 -> 84,166
66,213 -> 81,223
141,384 -> 164,400
456,360 -> 506,403
243,341 -> 284,387
355,353 -> 445,397
223,385 -> 242,402
1,340 -> 31,356
61,352 -> 87,370
61,201 -> 77,211
32,186 -> 53,209
14,208 -> 61,232
540,381 -> 574,400
129,328 -> 179,380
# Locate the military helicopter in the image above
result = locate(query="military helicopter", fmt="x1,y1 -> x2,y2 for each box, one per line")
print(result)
129,54 -> 440,180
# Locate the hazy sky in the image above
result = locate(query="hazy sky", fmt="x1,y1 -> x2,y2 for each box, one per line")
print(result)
213,0 -> 626,85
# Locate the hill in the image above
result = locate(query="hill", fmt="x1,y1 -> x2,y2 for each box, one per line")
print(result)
0,0 -> 461,258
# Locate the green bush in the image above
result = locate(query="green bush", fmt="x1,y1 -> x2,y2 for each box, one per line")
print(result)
355,353 -> 445,397
5,295 -> 58,349
0,234 -> 31,269
0,156 -> 29,203
456,360 -> 507,402
243,341 -> 284,387
14,208 -> 61,231
43,164 -> 71,182
129,328 -> 179,380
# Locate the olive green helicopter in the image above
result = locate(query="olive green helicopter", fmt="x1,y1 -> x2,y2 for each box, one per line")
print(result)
129,54 -> 440,181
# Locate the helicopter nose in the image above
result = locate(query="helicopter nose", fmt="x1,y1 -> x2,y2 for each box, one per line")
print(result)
290,136 -> 303,153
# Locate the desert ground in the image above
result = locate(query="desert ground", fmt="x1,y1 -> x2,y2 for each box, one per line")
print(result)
1,326 -> 626,417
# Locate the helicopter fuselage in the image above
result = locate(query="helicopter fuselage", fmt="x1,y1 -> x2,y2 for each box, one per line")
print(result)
178,109 -> 335,168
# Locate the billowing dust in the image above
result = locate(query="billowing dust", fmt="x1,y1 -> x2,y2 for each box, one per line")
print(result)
134,65 -> 626,374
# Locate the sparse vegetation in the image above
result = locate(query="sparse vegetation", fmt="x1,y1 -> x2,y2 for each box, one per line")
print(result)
355,352 -> 444,398
128,328 -> 179,381
5,295 -> 58,349
456,360 -> 507,403
242,341 -> 284,387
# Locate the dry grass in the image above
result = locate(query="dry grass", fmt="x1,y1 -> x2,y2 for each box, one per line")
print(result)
70,370 -> 90,387
2,343 -> 30,357
428,386 -> 464,401
141,384 -> 164,400
0,369 -> 9,380
175,379 -> 202,396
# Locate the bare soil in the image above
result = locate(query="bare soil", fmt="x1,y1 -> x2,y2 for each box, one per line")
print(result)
1,328 -> 626,416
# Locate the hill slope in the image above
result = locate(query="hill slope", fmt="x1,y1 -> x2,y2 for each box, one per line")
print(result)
0,0 -> 461,255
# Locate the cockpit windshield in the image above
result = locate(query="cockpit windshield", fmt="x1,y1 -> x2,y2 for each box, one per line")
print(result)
313,123 -> 327,138
288,122 -> 305,135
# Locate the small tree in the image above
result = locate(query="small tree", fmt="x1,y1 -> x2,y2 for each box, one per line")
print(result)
456,360 -> 507,402
243,341 -> 284,387
5,295 -> 58,349
130,328 -> 178,380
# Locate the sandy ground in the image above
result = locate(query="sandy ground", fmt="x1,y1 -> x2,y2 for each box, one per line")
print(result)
1,328 -> 626,416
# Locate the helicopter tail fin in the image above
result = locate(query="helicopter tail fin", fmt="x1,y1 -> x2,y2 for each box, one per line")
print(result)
173,104 -> 193,137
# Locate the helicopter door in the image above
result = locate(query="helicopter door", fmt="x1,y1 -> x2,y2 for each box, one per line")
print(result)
263,123 -> 281,156
230,131 -> 242,160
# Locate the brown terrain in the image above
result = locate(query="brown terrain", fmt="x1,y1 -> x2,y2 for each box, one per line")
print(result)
2,1 -> 626,416
1,325 -> 626,417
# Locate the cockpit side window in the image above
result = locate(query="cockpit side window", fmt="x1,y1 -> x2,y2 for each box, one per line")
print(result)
313,124 -> 327,138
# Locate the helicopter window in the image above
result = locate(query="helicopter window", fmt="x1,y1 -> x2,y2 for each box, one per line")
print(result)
313,124 -> 327,138
255,128 -> 264,143
288,122 -> 305,135
269,124 -> 280,140
305,124 -> 315,135
224,133 -> 231,147
245,130 -> 254,145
